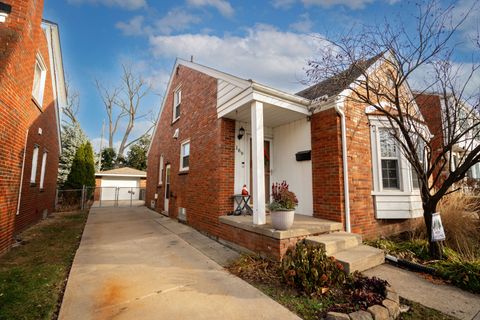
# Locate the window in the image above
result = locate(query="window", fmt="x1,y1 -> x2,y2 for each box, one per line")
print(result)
30,146 -> 39,184
39,151 -> 47,189
173,88 -> 181,121
32,55 -> 47,106
180,140 -> 190,171
158,155 -> 164,185
379,129 -> 400,189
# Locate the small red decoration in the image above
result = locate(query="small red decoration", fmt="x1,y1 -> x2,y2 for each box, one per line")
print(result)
241,184 -> 249,196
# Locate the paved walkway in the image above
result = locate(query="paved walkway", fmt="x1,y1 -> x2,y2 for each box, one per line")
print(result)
364,264 -> 480,320
59,206 -> 300,320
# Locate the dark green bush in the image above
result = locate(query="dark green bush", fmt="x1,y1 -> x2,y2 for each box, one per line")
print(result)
281,241 -> 346,295
434,259 -> 480,294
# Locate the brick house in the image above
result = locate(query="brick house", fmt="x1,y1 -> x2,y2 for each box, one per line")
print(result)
0,1 -> 66,253
415,93 -> 480,188
146,56 -> 424,260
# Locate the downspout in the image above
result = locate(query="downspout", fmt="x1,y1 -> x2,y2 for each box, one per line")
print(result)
17,129 -> 29,215
334,103 -> 351,233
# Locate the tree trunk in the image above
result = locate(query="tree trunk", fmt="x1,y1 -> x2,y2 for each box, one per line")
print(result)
423,209 -> 443,260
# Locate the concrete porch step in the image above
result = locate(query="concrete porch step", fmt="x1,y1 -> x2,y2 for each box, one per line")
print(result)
305,231 -> 362,255
334,245 -> 385,274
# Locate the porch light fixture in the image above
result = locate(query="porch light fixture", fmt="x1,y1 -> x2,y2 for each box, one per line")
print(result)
0,2 -> 12,23
237,126 -> 245,140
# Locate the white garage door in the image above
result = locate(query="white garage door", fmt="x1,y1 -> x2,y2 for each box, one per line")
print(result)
100,177 -> 140,201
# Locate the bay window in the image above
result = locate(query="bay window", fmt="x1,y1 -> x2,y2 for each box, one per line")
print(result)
379,129 -> 400,189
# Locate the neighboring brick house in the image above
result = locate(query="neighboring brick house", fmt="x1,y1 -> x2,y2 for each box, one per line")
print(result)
0,1 -> 66,253
416,93 -> 480,188
146,57 -> 424,259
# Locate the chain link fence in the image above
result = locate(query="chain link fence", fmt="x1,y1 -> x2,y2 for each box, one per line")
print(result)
55,186 -> 146,211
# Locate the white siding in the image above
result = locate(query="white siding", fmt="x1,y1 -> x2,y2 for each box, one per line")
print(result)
374,194 -> 423,219
271,118 -> 313,216
217,79 -> 246,110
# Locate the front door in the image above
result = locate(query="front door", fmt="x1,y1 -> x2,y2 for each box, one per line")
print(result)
164,164 -> 171,213
249,139 -> 271,203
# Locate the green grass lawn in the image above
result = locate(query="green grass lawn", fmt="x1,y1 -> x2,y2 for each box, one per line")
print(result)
0,211 -> 88,320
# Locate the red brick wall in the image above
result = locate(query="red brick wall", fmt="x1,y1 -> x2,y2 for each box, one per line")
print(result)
344,99 -> 422,238
310,108 -> 344,223
310,101 -> 422,239
415,94 -> 446,188
0,0 -> 60,252
146,65 -> 235,238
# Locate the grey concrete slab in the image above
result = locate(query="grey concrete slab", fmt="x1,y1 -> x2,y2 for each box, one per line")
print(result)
364,264 -> 480,320
59,206 -> 299,320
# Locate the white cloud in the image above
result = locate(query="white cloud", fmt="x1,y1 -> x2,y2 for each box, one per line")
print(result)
149,24 -> 327,92
289,13 -> 313,33
116,15 -> 145,36
154,8 -> 201,35
67,0 -> 146,10
302,0 -> 374,9
271,0 -> 296,9
115,8 -> 201,36
451,0 -> 480,48
186,0 -> 234,17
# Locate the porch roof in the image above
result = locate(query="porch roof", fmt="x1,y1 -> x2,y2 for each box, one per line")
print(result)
217,82 -> 311,127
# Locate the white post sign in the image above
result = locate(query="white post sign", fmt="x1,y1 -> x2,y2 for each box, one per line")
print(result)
431,212 -> 446,242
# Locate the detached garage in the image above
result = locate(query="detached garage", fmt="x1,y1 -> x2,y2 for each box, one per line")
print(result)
94,167 -> 147,203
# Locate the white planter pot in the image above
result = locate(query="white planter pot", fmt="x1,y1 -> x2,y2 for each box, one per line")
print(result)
271,210 -> 295,230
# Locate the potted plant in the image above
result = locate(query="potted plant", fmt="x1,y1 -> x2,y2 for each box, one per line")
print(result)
268,181 -> 298,230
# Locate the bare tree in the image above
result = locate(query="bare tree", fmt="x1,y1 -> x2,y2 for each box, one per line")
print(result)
96,64 -> 154,157
63,79 -> 80,124
96,80 -> 122,149
306,0 -> 479,258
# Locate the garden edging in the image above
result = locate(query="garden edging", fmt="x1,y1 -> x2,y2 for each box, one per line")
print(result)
326,287 -> 402,320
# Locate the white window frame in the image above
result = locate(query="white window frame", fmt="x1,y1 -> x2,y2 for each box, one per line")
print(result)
173,87 -> 181,122
30,145 -> 39,184
32,54 -> 47,107
39,151 -> 47,189
158,155 -> 164,185
378,128 -> 402,190
180,139 -> 190,172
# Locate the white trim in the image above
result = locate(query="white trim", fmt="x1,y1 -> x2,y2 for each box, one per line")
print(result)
95,173 -> 146,177
180,139 -> 190,172
42,21 -> 66,154
32,53 -> 47,107
39,151 -> 47,189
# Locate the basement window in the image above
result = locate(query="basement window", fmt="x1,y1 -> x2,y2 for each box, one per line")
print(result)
32,54 -> 47,107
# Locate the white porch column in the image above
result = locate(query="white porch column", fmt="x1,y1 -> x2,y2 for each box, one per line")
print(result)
251,100 -> 266,225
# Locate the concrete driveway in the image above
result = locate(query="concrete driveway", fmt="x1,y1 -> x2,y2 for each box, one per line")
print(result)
59,206 -> 299,320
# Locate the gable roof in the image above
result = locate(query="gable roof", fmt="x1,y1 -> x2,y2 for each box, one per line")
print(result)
95,167 -> 146,177
296,54 -> 382,100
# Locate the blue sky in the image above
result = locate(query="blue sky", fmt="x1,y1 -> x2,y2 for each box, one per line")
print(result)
43,0 -> 479,150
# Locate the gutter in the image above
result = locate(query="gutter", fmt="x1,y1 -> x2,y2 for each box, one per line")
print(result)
334,102 -> 351,233
251,81 -> 311,106
16,129 -> 29,215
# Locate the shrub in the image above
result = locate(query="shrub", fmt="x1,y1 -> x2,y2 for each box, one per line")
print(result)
437,192 -> 480,260
268,181 -> 298,211
281,241 -> 346,295
434,259 -> 480,294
